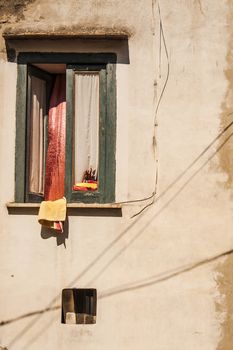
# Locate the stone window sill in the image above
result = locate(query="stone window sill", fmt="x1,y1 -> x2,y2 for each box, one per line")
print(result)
6,202 -> 122,217
6,202 -> 121,209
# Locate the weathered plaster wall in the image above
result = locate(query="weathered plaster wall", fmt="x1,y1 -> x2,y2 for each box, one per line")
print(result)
215,1 -> 233,349
0,0 -> 233,349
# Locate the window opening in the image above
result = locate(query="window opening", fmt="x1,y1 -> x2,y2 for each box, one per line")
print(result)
27,65 -> 100,200
62,288 -> 97,324
15,53 -> 116,204
26,64 -> 66,202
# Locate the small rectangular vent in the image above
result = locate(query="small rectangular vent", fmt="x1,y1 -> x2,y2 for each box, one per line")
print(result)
62,288 -> 97,324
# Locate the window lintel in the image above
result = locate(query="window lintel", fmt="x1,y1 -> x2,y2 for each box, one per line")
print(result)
3,27 -> 130,41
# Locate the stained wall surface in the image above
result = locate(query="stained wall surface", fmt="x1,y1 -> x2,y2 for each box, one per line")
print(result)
0,1 -> 233,349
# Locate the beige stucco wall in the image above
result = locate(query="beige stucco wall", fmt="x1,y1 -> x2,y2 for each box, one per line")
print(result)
0,0 -> 233,349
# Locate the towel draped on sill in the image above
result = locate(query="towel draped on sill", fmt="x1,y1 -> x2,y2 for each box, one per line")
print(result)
38,197 -> 67,232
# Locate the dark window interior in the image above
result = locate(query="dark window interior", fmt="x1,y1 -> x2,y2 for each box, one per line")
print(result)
62,288 -> 97,324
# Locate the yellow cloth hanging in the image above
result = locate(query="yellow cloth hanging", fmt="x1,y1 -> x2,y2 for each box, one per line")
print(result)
38,197 -> 67,231
73,182 -> 98,191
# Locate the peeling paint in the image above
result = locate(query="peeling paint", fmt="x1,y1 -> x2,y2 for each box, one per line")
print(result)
0,0 -> 36,21
3,24 -> 132,39
217,0 -> 233,190
215,3 -> 233,346
215,254 -> 233,350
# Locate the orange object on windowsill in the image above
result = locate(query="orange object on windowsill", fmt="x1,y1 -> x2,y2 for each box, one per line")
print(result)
73,182 -> 98,191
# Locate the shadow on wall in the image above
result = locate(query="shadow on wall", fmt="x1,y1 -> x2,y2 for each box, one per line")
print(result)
39,206 -> 122,246
2,117 -> 233,349
40,216 -> 69,247
6,207 -> 122,247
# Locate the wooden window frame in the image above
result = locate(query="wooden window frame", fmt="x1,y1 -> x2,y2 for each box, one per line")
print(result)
15,52 -> 117,204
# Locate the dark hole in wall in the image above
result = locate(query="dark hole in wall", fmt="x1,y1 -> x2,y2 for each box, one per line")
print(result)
62,288 -> 97,324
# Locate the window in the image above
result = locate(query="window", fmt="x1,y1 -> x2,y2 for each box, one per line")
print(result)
62,288 -> 97,324
15,53 -> 116,204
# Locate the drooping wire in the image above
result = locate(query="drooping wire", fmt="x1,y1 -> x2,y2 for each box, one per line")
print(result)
112,0 -> 169,213
155,2 -> 170,120
130,0 -> 170,218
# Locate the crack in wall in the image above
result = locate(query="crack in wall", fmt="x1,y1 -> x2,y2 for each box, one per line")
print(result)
196,0 -> 205,16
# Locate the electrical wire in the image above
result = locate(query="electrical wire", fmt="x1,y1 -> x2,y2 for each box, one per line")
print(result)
130,0 -> 170,218
112,0 -> 169,214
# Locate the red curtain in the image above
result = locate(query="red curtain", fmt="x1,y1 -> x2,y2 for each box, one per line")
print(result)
44,74 -> 66,201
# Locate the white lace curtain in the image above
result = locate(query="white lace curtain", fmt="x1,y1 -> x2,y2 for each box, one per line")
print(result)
74,72 -> 99,183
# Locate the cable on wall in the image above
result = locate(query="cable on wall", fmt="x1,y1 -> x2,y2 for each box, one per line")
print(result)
112,0 -> 169,215
130,0 -> 170,218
